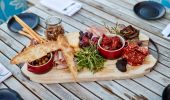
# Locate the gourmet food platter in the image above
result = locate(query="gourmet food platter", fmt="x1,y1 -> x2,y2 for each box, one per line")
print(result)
10,16 -> 158,84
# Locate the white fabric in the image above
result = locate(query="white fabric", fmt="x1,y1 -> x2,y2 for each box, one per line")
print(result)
161,24 -> 170,39
0,63 -> 12,83
40,0 -> 82,16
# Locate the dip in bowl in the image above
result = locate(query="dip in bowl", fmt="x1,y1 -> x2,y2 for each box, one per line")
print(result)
97,34 -> 125,59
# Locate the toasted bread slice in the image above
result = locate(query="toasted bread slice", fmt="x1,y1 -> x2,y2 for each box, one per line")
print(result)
65,32 -> 80,52
10,41 -> 59,64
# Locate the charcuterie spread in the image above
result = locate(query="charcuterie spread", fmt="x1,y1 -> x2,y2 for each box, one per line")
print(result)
10,16 -> 157,84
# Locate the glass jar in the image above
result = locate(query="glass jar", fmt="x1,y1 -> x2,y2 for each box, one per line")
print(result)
45,16 -> 64,41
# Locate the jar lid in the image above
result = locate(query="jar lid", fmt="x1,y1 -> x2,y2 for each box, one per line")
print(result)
45,16 -> 62,26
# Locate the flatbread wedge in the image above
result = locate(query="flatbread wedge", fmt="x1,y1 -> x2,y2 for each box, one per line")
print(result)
10,41 -> 59,64
56,35 -> 78,79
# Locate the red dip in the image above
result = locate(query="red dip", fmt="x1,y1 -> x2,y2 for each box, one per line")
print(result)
100,34 -> 122,50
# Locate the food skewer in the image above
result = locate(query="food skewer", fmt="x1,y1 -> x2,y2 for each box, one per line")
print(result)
13,15 -> 45,43
18,30 -> 32,39
22,28 -> 39,41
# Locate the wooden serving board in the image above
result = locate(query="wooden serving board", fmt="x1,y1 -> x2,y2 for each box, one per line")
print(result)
21,33 -> 157,84
21,55 -> 156,84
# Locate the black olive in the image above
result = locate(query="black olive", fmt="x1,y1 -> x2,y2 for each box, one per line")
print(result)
162,84 -> 170,100
116,58 -> 127,72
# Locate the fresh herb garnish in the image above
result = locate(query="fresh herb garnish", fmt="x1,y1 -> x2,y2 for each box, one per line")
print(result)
104,22 -> 121,35
75,45 -> 105,73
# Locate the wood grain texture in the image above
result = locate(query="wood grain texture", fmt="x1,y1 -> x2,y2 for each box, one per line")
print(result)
0,83 -> 7,88
107,0 -> 170,25
116,79 -> 161,100
4,77 -> 39,100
